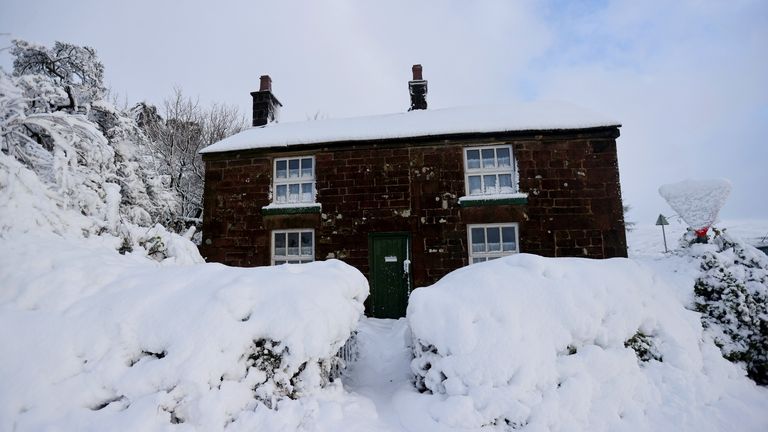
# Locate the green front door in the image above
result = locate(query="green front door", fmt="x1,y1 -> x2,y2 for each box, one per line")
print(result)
369,233 -> 411,318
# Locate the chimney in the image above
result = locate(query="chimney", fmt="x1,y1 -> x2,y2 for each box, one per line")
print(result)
250,75 -> 282,127
408,64 -> 428,111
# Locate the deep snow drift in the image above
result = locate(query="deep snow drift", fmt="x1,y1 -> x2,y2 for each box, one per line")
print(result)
0,233 -> 368,431
406,254 -> 767,431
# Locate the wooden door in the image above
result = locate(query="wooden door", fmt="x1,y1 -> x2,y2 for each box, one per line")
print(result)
368,233 -> 411,318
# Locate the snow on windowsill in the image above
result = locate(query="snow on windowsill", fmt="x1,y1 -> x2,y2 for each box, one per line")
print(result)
261,202 -> 321,215
458,193 -> 529,202
262,202 -> 321,209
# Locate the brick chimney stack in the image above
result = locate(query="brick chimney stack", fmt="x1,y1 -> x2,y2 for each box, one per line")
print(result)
408,64 -> 428,111
251,75 -> 282,127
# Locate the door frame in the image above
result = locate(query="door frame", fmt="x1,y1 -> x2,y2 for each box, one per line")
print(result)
368,232 -> 413,317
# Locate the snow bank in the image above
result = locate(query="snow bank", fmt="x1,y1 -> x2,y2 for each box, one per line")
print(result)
200,102 -> 619,153
406,254 -> 767,431
0,234 -> 368,431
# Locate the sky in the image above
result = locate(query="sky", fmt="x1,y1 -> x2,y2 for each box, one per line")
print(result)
1,0 -> 766,223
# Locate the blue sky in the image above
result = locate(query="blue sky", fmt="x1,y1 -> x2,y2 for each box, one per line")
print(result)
1,0 -> 766,223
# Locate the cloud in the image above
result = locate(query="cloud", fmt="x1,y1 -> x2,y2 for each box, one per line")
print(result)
529,0 -> 768,221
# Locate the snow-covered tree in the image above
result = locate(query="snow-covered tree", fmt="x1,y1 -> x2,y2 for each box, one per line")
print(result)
1,40 -> 195,260
11,40 -> 106,112
134,89 -> 246,225
2,39 -> 244,250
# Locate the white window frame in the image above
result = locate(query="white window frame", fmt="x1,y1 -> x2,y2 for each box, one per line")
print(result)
272,229 -> 315,265
272,156 -> 316,204
467,223 -> 520,264
463,145 -> 517,196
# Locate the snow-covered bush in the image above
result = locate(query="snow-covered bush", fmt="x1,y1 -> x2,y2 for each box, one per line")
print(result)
407,254 -> 767,431
694,231 -> 768,385
0,235 -> 368,431
659,178 -> 731,242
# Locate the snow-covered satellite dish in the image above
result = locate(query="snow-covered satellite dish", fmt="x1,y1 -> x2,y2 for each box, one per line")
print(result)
658,178 -> 731,238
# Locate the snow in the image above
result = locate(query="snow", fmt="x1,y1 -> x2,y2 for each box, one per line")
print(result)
262,202 -> 322,210
659,178 -> 732,232
200,103 -> 620,154
405,253 -> 768,431
0,233 -> 368,431
457,192 -> 529,203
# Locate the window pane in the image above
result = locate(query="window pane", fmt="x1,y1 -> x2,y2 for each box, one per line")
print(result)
301,158 -> 313,178
502,226 -> 517,252
499,174 -> 513,193
471,227 -> 485,253
466,150 -> 480,169
274,260 -> 285,265
300,231 -> 313,256
483,175 -> 497,194
472,257 -> 486,264
487,256 -> 500,261
497,148 -> 511,167
274,233 -> 286,257
276,185 -> 287,203
288,184 -> 300,202
301,183 -> 313,202
276,160 -> 287,179
481,149 -> 495,168
287,232 -> 299,256
468,176 -> 482,195
289,159 -> 300,178
487,227 -> 501,252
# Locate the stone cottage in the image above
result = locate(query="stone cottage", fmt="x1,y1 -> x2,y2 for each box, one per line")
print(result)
200,65 -> 627,318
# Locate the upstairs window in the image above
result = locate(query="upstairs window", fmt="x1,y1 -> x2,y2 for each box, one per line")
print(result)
273,156 -> 315,204
272,229 -> 314,264
464,145 -> 516,196
468,223 -> 519,264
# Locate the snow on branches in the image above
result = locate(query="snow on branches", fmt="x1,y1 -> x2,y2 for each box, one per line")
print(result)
11,39 -> 106,111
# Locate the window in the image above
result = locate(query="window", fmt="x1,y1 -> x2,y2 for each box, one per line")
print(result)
272,229 -> 314,264
467,223 -> 519,264
273,156 -> 315,204
464,145 -> 516,196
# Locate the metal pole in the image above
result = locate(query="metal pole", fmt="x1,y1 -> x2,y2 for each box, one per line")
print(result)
661,224 -> 668,253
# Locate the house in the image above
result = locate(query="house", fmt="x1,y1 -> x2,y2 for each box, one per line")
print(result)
199,65 -> 628,318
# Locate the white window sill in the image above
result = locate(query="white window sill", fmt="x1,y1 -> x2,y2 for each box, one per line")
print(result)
262,202 -> 321,210
458,192 -> 528,203
261,203 -> 321,215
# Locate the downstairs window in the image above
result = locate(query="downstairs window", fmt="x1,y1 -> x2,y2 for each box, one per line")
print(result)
467,223 -> 519,264
272,229 -> 314,264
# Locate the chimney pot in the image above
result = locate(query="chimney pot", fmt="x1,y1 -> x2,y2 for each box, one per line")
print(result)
259,75 -> 272,92
412,64 -> 423,80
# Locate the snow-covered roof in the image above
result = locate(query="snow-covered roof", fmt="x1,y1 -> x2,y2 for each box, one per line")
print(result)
200,102 -> 620,154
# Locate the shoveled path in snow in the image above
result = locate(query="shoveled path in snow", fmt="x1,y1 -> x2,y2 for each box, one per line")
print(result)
342,318 -> 414,431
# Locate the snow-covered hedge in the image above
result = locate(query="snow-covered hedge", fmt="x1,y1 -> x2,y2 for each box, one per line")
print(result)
0,235 -> 368,431
694,231 -> 768,385
406,254 -> 767,431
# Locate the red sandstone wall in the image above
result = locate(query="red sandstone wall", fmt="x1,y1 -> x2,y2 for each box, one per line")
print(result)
201,129 -> 627,288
